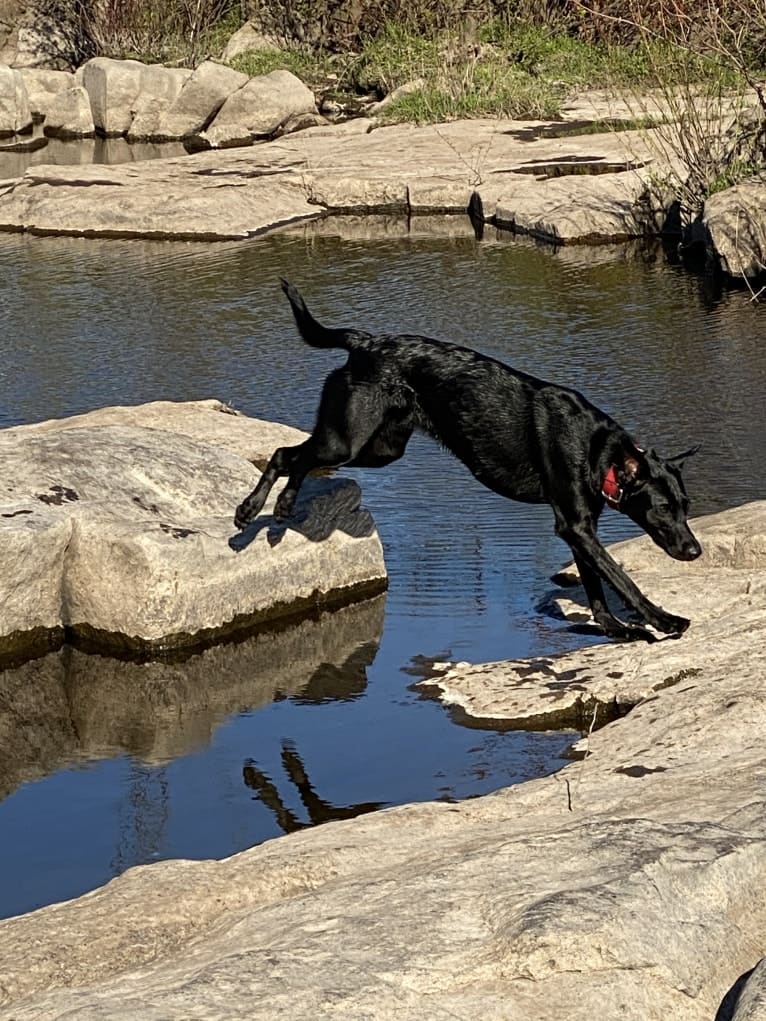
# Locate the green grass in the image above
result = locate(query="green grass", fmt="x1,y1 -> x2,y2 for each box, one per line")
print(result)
224,19 -> 753,127
229,47 -> 332,82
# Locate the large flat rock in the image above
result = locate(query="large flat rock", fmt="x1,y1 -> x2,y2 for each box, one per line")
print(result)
0,501 -> 764,1019
0,400 -> 386,658
0,116 -> 672,242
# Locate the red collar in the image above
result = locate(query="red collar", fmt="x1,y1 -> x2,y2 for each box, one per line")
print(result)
601,465 -> 622,509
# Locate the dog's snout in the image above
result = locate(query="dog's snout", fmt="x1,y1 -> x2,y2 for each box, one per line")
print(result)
682,539 -> 702,560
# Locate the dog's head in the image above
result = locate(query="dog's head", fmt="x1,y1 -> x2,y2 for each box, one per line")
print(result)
612,445 -> 702,561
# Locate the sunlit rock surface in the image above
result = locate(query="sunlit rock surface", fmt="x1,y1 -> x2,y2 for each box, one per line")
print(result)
0,400 -> 386,658
0,502 -> 764,1019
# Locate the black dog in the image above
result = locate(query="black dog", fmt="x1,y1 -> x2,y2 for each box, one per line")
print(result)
235,281 -> 701,642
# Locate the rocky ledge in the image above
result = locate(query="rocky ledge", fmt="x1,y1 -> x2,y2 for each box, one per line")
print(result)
0,400 -> 386,660
0,100 -> 681,243
0,500 -> 764,1020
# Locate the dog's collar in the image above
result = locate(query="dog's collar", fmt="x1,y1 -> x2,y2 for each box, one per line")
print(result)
601,465 -> 623,509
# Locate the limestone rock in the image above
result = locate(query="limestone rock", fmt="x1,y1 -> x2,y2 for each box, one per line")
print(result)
17,67 -> 73,119
703,173 -> 766,280
277,110 -> 328,136
42,84 -> 94,138
210,68 -> 316,138
80,56 -> 145,136
153,59 -> 248,140
0,400 -> 386,657
0,61 -> 30,135
195,120 -> 254,150
0,151 -> 320,239
126,64 -> 191,142
221,21 -> 283,62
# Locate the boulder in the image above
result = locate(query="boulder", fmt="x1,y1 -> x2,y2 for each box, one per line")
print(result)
702,173 -> 766,280
152,59 -> 248,140
0,61 -> 31,135
221,21 -> 283,62
210,68 -> 316,138
17,67 -> 73,119
126,64 -> 191,142
0,399 -> 386,659
194,120 -> 254,150
42,84 -> 94,138
80,56 -> 145,136
1,6 -> 75,71
0,501 -> 764,1021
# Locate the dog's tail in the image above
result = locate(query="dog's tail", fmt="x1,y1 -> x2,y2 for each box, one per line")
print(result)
280,279 -> 370,351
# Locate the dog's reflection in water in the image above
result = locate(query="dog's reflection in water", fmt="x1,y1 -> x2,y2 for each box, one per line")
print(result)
243,739 -> 384,834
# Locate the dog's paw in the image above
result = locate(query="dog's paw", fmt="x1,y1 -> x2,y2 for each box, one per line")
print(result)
600,619 -> 658,643
273,491 -> 295,522
234,502 -> 254,531
651,612 -> 690,636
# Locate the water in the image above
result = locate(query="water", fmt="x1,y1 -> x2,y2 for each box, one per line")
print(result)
0,130 -> 187,180
0,222 -> 764,920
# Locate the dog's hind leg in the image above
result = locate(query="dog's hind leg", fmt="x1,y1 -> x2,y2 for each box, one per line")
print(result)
347,416 -> 414,468
234,443 -> 302,529
236,367 -> 409,528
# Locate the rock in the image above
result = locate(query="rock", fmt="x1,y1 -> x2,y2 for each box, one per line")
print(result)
194,120 -> 254,150
703,173 -> 766,280
0,61 -> 31,135
1,503 -> 766,1019
0,8 -> 75,71
0,400 -> 386,658
0,117 -> 697,243
42,84 -> 94,139
210,69 -> 316,138
80,56 -> 147,137
126,64 -> 191,142
277,110 -> 328,136
420,500 -> 766,727
0,150 -> 320,239
221,21 -> 283,62
17,67 -> 73,119
152,59 -> 248,140
368,77 -> 426,113
491,169 -> 664,243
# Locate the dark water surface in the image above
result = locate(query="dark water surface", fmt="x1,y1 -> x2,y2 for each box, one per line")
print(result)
0,223 -> 764,920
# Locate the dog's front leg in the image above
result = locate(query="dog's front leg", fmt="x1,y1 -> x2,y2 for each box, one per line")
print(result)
571,552 -> 657,642
556,518 -> 690,637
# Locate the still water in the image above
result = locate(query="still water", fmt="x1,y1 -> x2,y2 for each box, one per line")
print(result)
0,221 -> 764,919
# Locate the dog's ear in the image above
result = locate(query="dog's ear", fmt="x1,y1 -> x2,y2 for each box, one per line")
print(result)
666,444 -> 700,469
618,448 -> 646,486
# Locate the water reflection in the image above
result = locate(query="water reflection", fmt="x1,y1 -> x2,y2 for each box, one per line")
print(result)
0,129 -> 186,179
243,739 -> 384,833
0,596 -> 385,801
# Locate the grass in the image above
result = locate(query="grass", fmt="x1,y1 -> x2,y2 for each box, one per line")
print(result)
225,22 -> 681,124
225,21 -> 748,127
